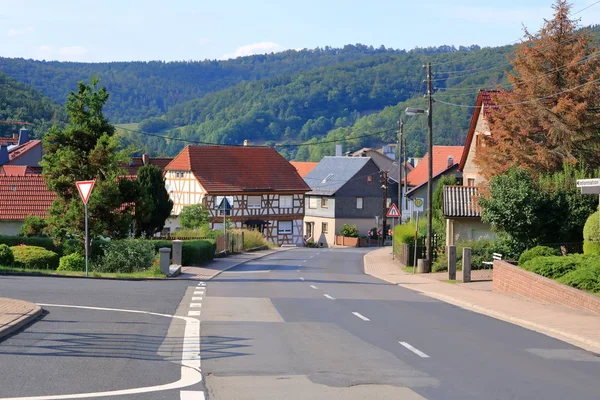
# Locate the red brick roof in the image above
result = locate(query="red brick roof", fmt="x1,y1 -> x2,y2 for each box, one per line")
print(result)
406,146 -> 464,186
8,140 -> 41,162
165,146 -> 311,193
0,134 -> 19,147
290,162 -> 318,178
459,90 -> 500,171
0,166 -> 37,176
0,175 -> 55,221
122,156 -> 173,175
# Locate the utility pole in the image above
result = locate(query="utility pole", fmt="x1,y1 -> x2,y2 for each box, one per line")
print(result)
380,170 -> 389,245
403,134 -> 408,220
397,119 -> 403,220
425,62 -> 434,270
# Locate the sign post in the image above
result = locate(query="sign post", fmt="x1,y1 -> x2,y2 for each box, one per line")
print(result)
76,180 -> 95,277
387,203 -> 400,258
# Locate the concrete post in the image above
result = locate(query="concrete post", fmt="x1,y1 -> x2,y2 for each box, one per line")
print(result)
417,259 -> 427,273
159,247 -> 171,275
172,240 -> 183,266
463,247 -> 472,283
447,245 -> 456,280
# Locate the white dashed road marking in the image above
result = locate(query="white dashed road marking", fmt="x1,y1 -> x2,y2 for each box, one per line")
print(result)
188,310 -> 201,316
192,297 -> 203,301
190,303 -> 202,308
324,294 -> 336,300
194,291 -> 203,295
352,312 -> 370,321
181,391 -> 205,400
399,342 -> 430,358
310,285 -> 318,289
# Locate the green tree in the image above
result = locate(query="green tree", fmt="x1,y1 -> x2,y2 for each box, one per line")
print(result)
134,165 -> 174,238
432,175 -> 458,243
179,204 -> 210,229
40,79 -> 136,243
19,215 -> 47,237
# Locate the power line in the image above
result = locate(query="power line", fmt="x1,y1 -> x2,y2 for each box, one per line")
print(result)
433,76 -> 600,108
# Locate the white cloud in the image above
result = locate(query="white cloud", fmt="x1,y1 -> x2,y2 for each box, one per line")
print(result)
7,25 -> 34,37
35,45 -> 53,59
58,46 -> 89,60
220,42 -> 284,60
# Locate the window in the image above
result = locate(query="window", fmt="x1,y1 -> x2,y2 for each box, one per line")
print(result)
356,197 -> 364,209
280,195 -> 293,208
367,175 -> 373,184
387,197 -> 392,208
322,222 -> 328,234
309,197 -> 318,209
247,195 -> 261,209
467,178 -> 475,187
279,221 -> 292,234
321,197 -> 328,208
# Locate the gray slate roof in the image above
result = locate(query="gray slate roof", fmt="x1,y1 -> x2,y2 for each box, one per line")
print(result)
303,156 -> 371,195
443,185 -> 482,217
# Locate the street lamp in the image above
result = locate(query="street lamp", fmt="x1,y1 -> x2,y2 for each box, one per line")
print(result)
405,104 -> 433,271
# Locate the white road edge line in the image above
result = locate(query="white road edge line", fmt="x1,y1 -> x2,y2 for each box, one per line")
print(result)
399,341 -> 430,358
324,294 -> 336,300
7,303 -> 203,400
181,391 -> 205,400
310,285 -> 318,289
352,312 -> 370,321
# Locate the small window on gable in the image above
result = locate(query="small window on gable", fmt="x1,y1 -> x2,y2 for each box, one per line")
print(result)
308,197 -> 318,209
321,197 -> 328,208
322,222 -> 328,234
467,178 -> 475,187
367,175 -> 373,184
356,197 -> 364,209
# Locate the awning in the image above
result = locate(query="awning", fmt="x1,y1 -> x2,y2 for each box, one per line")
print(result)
244,219 -> 270,226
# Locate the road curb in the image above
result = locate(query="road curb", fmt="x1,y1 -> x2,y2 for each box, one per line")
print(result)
0,303 -> 43,341
208,247 -> 295,280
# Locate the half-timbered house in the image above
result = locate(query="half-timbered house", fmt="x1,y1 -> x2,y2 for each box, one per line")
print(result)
164,145 -> 310,246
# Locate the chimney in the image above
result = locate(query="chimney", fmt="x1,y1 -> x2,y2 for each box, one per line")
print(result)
18,128 -> 30,146
448,155 -> 454,167
243,139 -> 250,147
335,144 -> 342,157
142,153 -> 150,166
0,145 -> 9,166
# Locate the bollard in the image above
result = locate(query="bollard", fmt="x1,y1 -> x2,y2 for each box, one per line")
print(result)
463,247 -> 472,283
417,258 -> 427,273
172,240 -> 183,266
159,247 -> 171,275
447,245 -> 456,280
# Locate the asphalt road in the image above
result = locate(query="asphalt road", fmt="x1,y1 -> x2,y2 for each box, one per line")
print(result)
202,248 -> 600,400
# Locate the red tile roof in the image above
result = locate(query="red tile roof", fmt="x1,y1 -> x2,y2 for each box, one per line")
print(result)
459,90 -> 500,171
0,175 -> 55,221
290,162 -> 318,178
122,156 -> 173,175
406,146 -> 464,186
0,166 -> 37,176
165,146 -> 311,193
0,134 -> 19,147
8,140 -> 41,162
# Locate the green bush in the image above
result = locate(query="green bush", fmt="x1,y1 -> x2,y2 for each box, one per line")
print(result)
57,253 -> 86,272
339,224 -> 359,238
558,263 -> 600,293
232,229 -> 272,250
19,216 -> 47,237
456,239 -> 495,270
0,236 -> 62,255
152,239 -> 216,266
0,244 -> 14,265
518,246 -> 561,265
583,211 -> 600,255
10,245 -> 59,269
521,255 -> 583,279
96,240 -> 155,273
394,223 -> 418,245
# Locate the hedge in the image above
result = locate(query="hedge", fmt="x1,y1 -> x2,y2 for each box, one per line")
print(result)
10,245 -> 60,269
0,236 -> 62,255
518,246 -> 560,265
151,239 -> 216,265
96,240 -> 155,273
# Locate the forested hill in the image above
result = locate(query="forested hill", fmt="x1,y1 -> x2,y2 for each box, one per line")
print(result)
0,72 -> 65,138
0,45 -> 415,123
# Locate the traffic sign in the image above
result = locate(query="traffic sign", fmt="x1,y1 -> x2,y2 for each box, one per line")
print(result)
377,229 -> 382,236
414,198 -> 424,212
576,179 -> 600,187
388,229 -> 393,236
386,203 -> 401,217
76,180 -> 96,205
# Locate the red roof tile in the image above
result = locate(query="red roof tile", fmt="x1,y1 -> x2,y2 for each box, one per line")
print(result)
0,175 -> 55,221
0,166 -> 37,176
406,146 -> 464,186
0,134 -> 19,147
290,162 -> 318,178
8,140 -> 41,162
165,146 -> 311,193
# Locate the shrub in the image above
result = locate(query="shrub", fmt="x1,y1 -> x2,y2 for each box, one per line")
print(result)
232,229 -> 271,250
394,223 -> 418,245
19,216 -> 47,237
521,255 -> 583,279
151,239 -> 216,266
456,239 -> 495,270
518,246 -> 561,265
0,236 -> 62,255
339,224 -> 359,238
57,253 -> 85,272
96,240 -> 155,273
11,246 -> 59,269
583,211 -> 600,255
179,204 -> 210,229
558,262 -> 600,293
0,244 -> 14,265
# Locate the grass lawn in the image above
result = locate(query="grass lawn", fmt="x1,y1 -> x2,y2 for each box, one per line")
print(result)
0,265 -> 166,279
402,266 -> 416,274
114,122 -> 140,131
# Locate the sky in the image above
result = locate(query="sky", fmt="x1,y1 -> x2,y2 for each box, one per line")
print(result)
1,0 -> 599,63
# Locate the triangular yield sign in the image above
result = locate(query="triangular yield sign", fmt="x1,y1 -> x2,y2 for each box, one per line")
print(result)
76,180 -> 96,205
386,203 -> 401,217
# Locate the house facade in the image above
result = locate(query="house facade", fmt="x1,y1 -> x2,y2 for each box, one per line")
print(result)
164,145 -> 310,246
303,157 -> 383,247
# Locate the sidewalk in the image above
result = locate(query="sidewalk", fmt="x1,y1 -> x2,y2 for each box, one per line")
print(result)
0,297 -> 43,341
364,247 -> 600,354
177,248 -> 289,281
